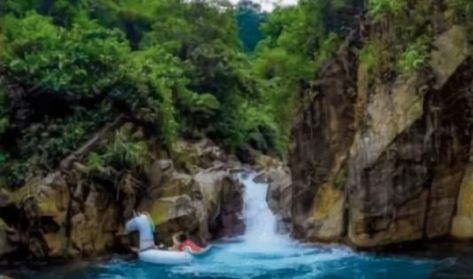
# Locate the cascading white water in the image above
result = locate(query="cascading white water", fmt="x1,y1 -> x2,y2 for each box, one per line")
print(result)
232,171 -> 296,254
166,171 -> 368,277
239,172 -> 284,243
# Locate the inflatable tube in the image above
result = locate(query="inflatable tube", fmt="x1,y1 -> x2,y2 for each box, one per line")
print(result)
139,249 -> 193,265
138,246 -> 213,265
186,245 -> 212,257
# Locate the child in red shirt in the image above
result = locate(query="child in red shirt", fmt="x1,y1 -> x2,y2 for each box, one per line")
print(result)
171,232 -> 202,252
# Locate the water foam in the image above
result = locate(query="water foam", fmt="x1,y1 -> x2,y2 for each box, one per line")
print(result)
170,171 -> 357,277
238,172 -> 293,251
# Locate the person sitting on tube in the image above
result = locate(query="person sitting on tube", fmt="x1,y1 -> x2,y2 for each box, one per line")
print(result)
170,232 -> 202,252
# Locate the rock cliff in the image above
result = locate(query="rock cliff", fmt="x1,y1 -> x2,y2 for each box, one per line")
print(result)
289,20 -> 473,247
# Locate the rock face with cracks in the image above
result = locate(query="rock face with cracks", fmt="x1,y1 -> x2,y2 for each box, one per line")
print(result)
289,25 -> 473,247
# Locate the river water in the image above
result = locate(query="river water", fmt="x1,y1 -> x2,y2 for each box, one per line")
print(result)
14,172 -> 472,278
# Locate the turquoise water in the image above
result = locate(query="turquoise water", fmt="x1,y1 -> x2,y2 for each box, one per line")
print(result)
9,173 -> 461,278
19,241 -> 456,279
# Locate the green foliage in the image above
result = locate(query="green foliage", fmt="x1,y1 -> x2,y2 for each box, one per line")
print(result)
253,47 -> 313,82
140,0 -> 239,54
0,160 -> 30,188
359,38 -> 391,75
313,32 -> 341,71
250,0 -> 349,152
0,103 -> 112,187
238,101 -> 280,153
362,0 -> 437,81
446,0 -> 473,31
103,131 -> 148,169
367,0 -> 406,22
85,129 -> 149,174
0,151 -> 6,163
119,46 -> 183,145
2,12 -> 129,95
20,107 -> 112,166
397,38 -> 429,75
359,41 -> 380,73
0,0 -> 302,188
0,0 -> 88,26
86,152 -> 105,172
212,94 -> 279,153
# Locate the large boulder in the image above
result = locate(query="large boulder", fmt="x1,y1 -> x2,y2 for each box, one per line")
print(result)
139,165 -> 245,245
69,186 -> 120,257
195,168 -> 244,239
10,172 -> 71,259
254,153 -> 284,170
173,139 -> 228,173
6,172 -> 123,259
147,160 -> 199,199
139,195 -> 208,245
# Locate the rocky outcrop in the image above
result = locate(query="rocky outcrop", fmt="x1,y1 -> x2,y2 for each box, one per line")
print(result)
173,139 -> 230,173
0,172 -> 121,260
430,25 -> 469,89
138,161 -> 244,246
451,138 -> 473,238
195,167 -> 244,239
0,139 -> 246,262
69,186 -> 120,257
289,25 -> 473,247
289,43 -> 357,242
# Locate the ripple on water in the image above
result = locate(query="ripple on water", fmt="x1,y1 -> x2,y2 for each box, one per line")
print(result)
27,244 -> 439,279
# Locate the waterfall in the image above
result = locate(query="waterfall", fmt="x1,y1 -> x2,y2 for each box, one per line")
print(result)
164,170 -> 357,278
67,171 -> 431,279
240,172 -> 280,242
235,172 -> 292,253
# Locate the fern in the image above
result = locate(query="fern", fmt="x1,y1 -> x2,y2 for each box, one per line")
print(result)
103,131 -> 148,169
397,38 -> 429,75
86,152 -> 105,172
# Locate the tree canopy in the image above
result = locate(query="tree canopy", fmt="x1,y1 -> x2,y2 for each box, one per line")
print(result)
0,0 -> 359,188
0,0 -> 267,188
